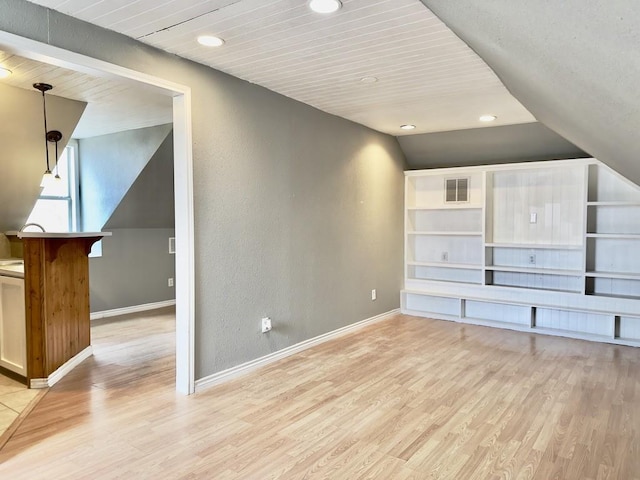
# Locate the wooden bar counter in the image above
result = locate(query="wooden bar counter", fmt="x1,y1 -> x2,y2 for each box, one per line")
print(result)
19,232 -> 110,387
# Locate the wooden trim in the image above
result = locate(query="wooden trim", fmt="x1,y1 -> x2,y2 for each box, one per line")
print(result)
195,309 -> 400,392
0,365 -> 27,385
0,388 -> 48,451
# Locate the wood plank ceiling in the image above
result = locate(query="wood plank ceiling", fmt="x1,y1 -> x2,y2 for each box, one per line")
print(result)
0,50 -> 172,138
24,0 -> 535,136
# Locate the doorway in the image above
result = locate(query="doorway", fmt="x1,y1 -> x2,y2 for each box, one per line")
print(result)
0,31 -> 195,394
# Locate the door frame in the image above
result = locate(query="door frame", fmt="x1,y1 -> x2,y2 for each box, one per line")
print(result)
0,31 -> 196,394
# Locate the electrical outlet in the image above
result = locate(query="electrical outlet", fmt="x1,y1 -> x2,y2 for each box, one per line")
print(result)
441,251 -> 449,262
371,289 -> 377,301
261,317 -> 272,333
168,277 -> 174,287
528,254 -> 536,265
530,213 -> 537,224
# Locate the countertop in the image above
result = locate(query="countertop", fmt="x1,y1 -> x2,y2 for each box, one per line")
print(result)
0,262 -> 24,279
0,232 -> 110,278
15,231 -> 112,239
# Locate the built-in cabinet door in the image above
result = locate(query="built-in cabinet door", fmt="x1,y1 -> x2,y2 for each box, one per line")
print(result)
0,276 -> 26,376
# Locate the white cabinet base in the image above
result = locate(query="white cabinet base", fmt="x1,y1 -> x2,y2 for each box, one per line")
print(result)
402,288 -> 640,348
0,275 -> 27,376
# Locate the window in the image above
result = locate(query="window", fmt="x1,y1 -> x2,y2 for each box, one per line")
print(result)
27,143 -> 78,232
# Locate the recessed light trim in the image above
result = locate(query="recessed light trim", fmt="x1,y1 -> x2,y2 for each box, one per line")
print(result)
309,0 -> 342,14
0,67 -> 12,78
479,114 -> 497,122
197,35 -> 225,47
360,76 -> 378,84
400,124 -> 416,130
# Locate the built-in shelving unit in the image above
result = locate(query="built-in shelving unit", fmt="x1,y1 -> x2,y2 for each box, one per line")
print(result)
584,163 -> 640,300
402,159 -> 640,347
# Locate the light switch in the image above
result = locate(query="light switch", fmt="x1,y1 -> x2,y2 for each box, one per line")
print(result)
530,213 -> 537,224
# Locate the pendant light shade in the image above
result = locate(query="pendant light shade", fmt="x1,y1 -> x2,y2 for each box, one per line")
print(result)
47,130 -> 63,180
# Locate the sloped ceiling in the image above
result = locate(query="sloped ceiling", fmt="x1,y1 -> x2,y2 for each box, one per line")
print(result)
0,82 -> 86,232
400,122 -> 587,169
422,0 -> 640,184
104,131 -> 174,229
79,124 -> 173,231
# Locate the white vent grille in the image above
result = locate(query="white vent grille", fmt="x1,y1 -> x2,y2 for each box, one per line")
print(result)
445,178 -> 469,203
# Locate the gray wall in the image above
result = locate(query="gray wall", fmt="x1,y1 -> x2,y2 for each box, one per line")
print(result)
422,0 -> 640,185
0,0 -> 406,378
105,130 -> 174,229
81,126 -> 175,312
400,122 -> 587,169
89,228 -> 175,312
78,124 -> 172,231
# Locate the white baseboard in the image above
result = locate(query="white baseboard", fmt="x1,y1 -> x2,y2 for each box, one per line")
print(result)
195,308 -> 400,393
90,299 -> 176,320
30,346 -> 93,389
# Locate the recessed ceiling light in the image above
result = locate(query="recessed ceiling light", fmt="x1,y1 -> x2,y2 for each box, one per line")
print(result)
0,67 -> 12,78
400,124 -> 416,130
479,114 -> 497,122
309,0 -> 342,14
197,35 -> 225,47
360,76 -> 378,84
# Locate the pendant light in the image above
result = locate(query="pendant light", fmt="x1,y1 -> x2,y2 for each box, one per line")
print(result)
47,130 -> 63,179
33,83 -> 63,186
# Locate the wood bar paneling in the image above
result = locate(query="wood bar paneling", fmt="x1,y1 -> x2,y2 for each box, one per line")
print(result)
23,238 -> 45,380
23,236 -> 101,382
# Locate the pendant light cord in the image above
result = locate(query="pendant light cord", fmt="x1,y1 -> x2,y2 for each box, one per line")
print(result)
41,89 -> 51,173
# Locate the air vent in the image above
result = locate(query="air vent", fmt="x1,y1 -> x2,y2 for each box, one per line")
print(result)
445,178 -> 469,203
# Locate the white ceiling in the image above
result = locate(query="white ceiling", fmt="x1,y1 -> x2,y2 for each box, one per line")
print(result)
0,50 -> 172,138
24,0 -> 535,137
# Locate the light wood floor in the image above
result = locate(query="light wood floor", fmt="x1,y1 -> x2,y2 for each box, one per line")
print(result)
0,309 -> 638,479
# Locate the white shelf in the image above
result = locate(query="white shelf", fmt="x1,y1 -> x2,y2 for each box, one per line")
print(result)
407,231 -> 482,236
486,265 -> 583,276
587,201 -> 640,206
489,283 -> 581,294
586,233 -> 640,239
401,287 -> 639,316
406,277 -> 483,285
586,271 -> 640,280
407,206 -> 482,211
408,261 -> 482,270
485,243 -> 582,250
586,292 -> 640,300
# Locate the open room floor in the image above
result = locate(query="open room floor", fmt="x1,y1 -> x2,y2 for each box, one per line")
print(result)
0,311 -> 638,479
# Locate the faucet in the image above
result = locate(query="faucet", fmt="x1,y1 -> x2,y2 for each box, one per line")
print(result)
20,223 -> 46,232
